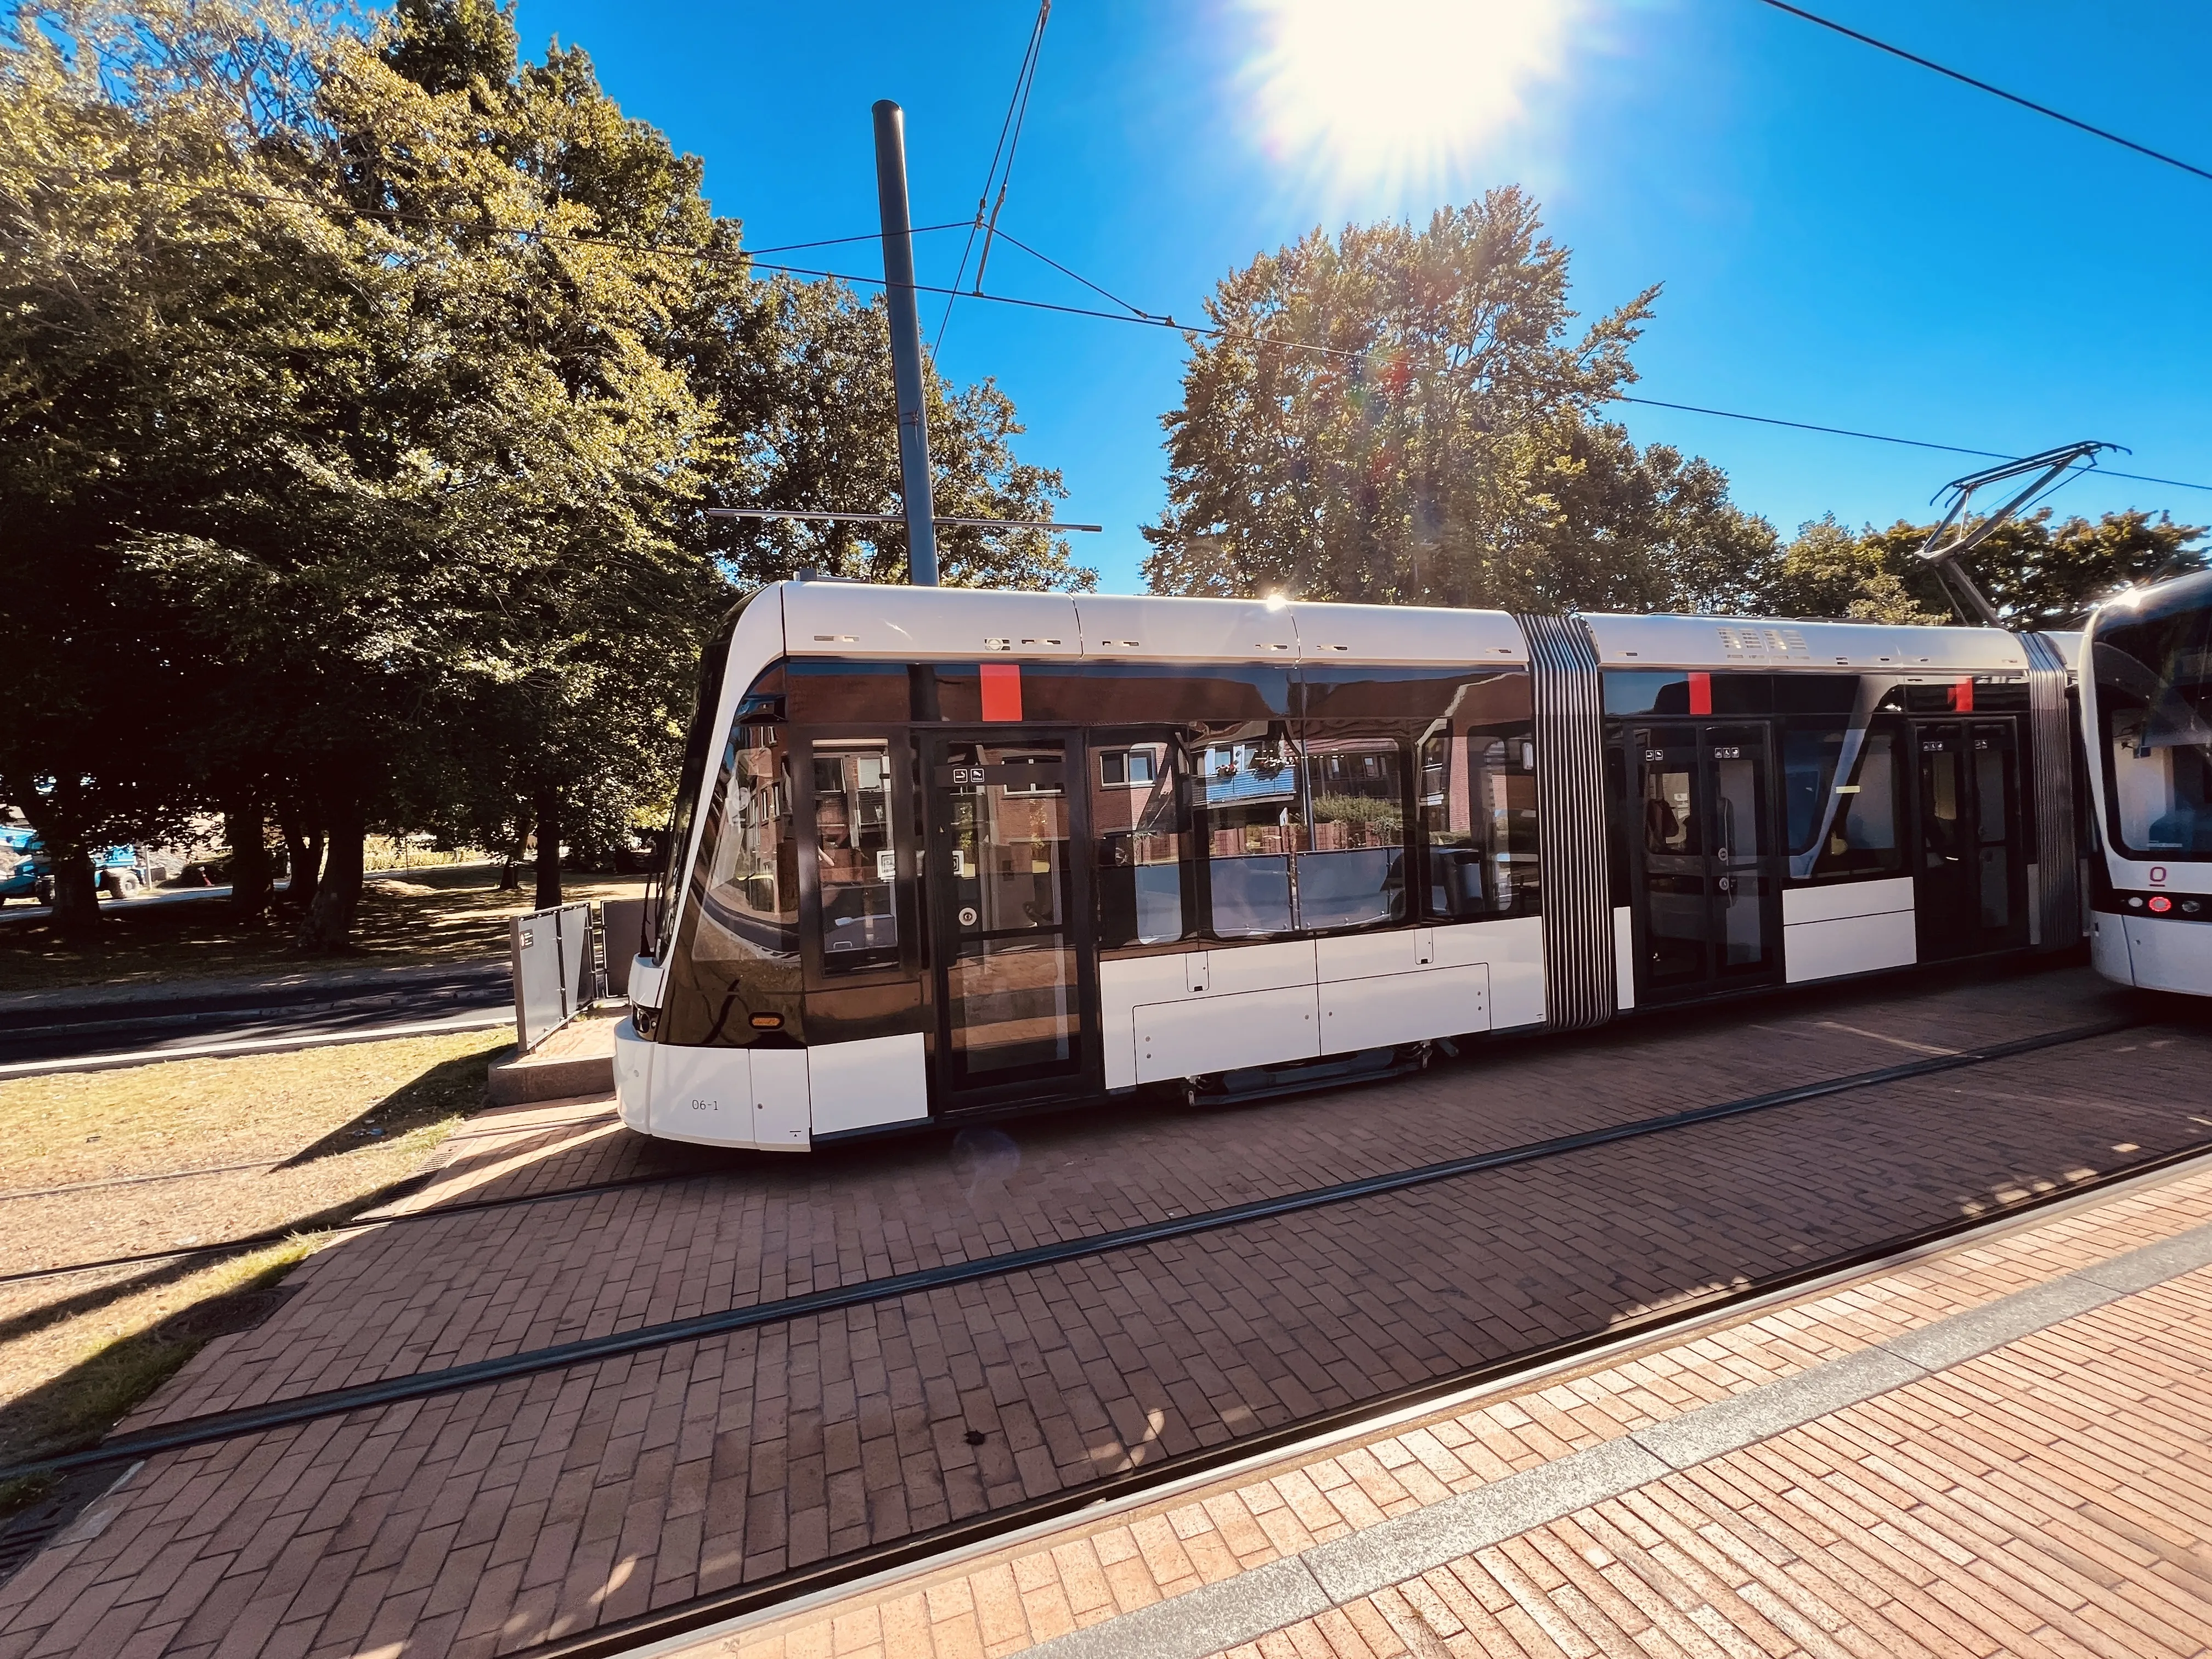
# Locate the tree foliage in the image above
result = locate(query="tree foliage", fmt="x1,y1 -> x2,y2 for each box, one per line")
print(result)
1761,509 -> 2207,627
0,0 -> 1080,943
1141,190 -> 1776,612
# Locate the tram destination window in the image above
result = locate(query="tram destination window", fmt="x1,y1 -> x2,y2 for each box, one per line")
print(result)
2095,601 -> 2212,859
1782,720 -> 1903,882
812,740 -> 901,971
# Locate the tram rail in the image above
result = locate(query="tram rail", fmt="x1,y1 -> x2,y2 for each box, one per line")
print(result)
519,1069 -> 2212,1659
0,1012 -> 2149,1489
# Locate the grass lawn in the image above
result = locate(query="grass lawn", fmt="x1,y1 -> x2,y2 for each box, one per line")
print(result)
0,864 -> 649,995
0,1026 -> 512,1506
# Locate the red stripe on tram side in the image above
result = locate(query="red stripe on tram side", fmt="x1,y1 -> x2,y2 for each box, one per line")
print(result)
980,662 -> 1023,721
1688,671 -> 1712,715
1951,678 -> 1974,712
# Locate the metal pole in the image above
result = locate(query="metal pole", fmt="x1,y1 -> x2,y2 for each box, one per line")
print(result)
872,100 -> 939,587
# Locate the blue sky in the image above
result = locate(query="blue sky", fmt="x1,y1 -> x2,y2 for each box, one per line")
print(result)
511,0 -> 2212,594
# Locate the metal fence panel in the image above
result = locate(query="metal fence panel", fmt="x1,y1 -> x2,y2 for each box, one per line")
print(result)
601,898 -> 648,996
510,902 -> 594,1051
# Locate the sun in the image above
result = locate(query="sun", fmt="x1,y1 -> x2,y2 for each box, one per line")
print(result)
1244,0 -> 1577,190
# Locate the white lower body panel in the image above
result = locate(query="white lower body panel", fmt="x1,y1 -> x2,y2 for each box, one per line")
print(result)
2119,914 -> 2212,996
647,1043 -> 755,1146
1136,984 -> 1318,1082
613,1017 -> 653,1132
1319,964 -> 1489,1051
2090,910 -> 2131,986
1103,915 -> 1541,1087
1782,878 -> 1916,984
809,1031 -> 929,1137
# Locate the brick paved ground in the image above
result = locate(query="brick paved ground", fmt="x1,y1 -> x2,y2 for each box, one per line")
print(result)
0,963 -> 2205,1657
698,1151 -> 2212,1659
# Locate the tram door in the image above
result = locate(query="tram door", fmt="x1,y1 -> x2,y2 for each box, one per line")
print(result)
1912,720 -> 2029,960
923,737 -> 1098,1108
1630,724 -> 1784,1001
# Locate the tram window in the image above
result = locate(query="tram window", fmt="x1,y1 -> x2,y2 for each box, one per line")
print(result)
1098,748 -> 1158,789
2095,608 -> 2212,859
704,731 -> 798,949
1782,722 -> 1903,882
1300,738 -> 1407,930
1419,729 -> 1539,919
1096,741 -> 1187,947
1203,733 -> 1302,936
812,741 -> 901,972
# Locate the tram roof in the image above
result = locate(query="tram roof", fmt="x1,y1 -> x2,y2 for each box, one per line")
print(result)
766,580 -> 2041,677
1578,613 -> 2033,675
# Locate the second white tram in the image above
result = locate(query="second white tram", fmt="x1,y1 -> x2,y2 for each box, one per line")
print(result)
2081,566 -> 2212,995
618,580 -> 2091,1149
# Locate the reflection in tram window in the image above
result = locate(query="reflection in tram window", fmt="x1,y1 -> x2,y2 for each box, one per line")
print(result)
2095,606 -> 2212,858
1094,741 -> 1186,947
1782,723 -> 1903,882
1643,761 -> 1699,855
1976,731 -> 2015,930
943,742 -> 1076,1081
813,741 -> 900,973
1418,730 -> 1539,919
706,732 -> 798,951
1920,736 -> 1966,872
1202,729 -> 1304,935
1300,738 -> 1406,930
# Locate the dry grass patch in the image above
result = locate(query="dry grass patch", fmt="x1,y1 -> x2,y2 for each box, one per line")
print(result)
0,1027 -> 513,1493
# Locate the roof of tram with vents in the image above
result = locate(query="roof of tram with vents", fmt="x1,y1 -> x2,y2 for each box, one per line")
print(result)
768,580 -> 2069,676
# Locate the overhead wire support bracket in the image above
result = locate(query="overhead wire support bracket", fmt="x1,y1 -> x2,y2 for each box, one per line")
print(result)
1914,439 -> 2124,628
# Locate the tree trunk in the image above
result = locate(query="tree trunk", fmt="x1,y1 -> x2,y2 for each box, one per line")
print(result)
298,794 -> 365,952
533,785 -> 562,909
225,797 -> 274,922
276,796 -> 322,915
16,780 -> 101,942
498,811 -> 532,892
46,851 -> 100,940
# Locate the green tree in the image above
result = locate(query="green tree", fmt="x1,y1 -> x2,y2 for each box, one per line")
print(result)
3,0 -> 1086,946
1141,190 -> 1773,612
709,277 -> 1096,593
1759,509 -> 2205,627
1762,515 -> 1946,624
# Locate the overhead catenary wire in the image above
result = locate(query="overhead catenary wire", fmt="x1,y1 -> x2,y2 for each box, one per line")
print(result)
1617,396 -> 2212,495
933,0 -> 1053,357
1753,0 -> 2212,186
970,2 -> 1049,297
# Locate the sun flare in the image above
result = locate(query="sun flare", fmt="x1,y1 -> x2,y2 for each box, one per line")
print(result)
1245,0 -> 1576,189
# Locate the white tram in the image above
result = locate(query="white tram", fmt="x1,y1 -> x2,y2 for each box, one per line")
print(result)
618,580 -> 2089,1149
2080,567 -> 2212,996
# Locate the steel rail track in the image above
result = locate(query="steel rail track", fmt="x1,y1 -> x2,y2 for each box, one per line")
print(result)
515,1120 -> 2212,1659
0,1014 -> 2141,1488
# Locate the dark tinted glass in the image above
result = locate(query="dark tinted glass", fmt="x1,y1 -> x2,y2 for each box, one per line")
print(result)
1299,665 -> 1521,720
785,660 -> 909,724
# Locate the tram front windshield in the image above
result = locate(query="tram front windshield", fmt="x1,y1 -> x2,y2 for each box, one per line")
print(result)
2096,583 -> 2212,859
